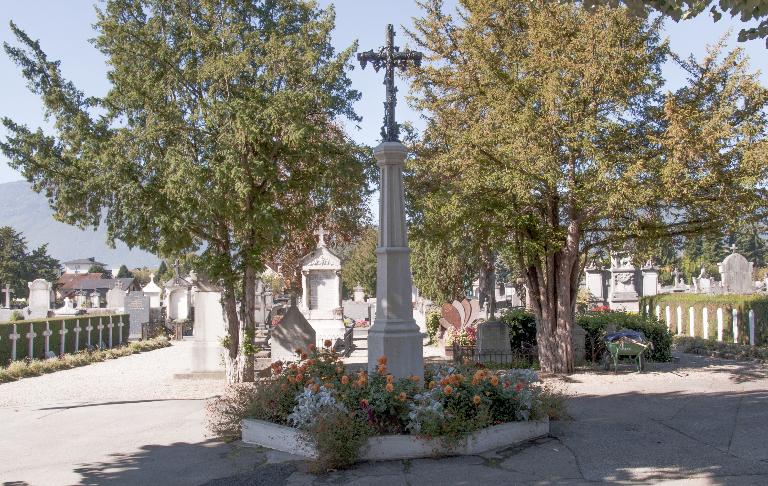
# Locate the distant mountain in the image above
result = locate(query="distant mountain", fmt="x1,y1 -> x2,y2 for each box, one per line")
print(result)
0,180 -> 159,269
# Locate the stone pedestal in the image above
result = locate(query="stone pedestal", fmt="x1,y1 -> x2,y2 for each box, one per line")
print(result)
368,142 -> 423,379
190,289 -> 226,375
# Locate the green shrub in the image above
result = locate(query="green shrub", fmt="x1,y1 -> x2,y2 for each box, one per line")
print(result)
425,309 -> 441,344
9,310 -> 24,322
675,336 -> 768,362
499,309 -> 537,351
0,336 -> 169,383
308,409 -> 373,472
576,311 -> 672,362
641,294 -> 768,345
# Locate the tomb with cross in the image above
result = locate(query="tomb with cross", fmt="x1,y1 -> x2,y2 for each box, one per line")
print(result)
357,24 -> 424,379
2,284 -> 14,308
299,226 -> 344,347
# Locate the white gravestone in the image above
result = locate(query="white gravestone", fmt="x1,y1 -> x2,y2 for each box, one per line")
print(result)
190,284 -> 226,375
55,297 -> 78,316
106,282 -> 127,310
300,227 -> 345,347
90,291 -> 100,309
718,250 -> 754,294
27,279 -> 52,318
609,255 -> 640,312
353,284 -> 366,303
717,307 -> 724,341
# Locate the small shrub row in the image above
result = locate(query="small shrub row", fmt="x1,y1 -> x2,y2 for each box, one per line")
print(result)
674,336 -> 768,362
499,309 -> 537,351
576,311 -> 672,363
0,337 -> 170,383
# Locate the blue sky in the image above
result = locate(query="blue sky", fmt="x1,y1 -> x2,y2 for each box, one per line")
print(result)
0,0 -> 766,185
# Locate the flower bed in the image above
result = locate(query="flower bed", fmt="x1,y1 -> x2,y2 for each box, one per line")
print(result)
209,342 -> 558,470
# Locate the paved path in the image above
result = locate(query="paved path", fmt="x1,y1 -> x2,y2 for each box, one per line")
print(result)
2,343 -> 767,485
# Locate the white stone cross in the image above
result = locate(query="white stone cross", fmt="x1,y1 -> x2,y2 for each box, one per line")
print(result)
107,316 -> 114,348
59,321 -> 68,355
97,317 -> 105,349
73,323 -> 82,352
314,226 -> 328,247
727,243 -> 737,253
86,318 -> 94,347
9,324 -> 20,361
26,323 -> 37,359
43,322 -> 53,356
117,318 -> 124,345
2,284 -> 13,308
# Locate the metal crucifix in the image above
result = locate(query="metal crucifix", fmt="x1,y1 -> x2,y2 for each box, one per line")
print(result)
357,24 -> 423,142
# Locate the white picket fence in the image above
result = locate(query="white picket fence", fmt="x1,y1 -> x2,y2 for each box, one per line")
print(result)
649,304 -> 756,345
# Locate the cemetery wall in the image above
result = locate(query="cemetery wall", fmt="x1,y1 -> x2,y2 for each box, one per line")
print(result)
0,314 -> 129,364
640,294 -> 768,346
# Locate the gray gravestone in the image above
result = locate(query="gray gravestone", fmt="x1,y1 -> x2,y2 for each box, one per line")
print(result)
125,291 -> 150,339
476,320 -> 512,363
572,324 -> 586,365
270,298 -> 316,363
718,251 -> 754,294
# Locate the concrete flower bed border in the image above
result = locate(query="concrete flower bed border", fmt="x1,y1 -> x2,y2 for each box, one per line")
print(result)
242,417 -> 549,461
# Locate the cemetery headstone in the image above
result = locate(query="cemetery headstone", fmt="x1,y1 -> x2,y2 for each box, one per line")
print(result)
190,283 -> 226,375
27,279 -> 52,318
125,291 -> 150,340
299,227 -> 345,346
3,284 -> 13,308
572,324 -> 586,364
271,297 -> 316,363
54,297 -> 78,316
353,284 -> 366,303
90,291 -> 100,309
718,249 -> 754,294
106,282 -> 127,310
475,320 -> 512,363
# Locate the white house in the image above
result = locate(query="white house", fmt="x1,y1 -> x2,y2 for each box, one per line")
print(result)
62,257 -> 107,275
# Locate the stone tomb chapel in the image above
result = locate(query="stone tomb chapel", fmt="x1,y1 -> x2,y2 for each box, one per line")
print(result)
299,227 -> 345,347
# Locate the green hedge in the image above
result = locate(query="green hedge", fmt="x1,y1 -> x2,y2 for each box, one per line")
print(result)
499,309 -> 537,351
640,294 -> 768,346
0,314 -> 129,365
576,311 -> 673,362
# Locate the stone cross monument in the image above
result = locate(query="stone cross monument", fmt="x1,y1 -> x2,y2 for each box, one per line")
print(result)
3,284 -> 13,308
358,25 -> 423,379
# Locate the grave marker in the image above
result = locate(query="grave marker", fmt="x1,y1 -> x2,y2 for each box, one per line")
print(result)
125,292 -> 150,340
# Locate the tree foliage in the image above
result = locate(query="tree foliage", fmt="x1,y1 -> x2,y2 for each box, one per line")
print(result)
116,264 -> 134,279
1,0 -> 372,381
0,226 -> 60,298
341,226 -> 377,298
407,0 -> 768,372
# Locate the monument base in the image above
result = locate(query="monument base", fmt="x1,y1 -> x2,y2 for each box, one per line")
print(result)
367,318 -> 423,380
308,318 -> 346,348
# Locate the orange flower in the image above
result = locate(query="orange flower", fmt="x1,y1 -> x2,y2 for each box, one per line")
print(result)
377,356 -> 388,365
490,376 -> 500,387
443,385 -> 453,396
287,376 -> 295,384
377,364 -> 387,375
295,373 -> 304,382
306,359 -> 316,366
410,375 -> 420,383
289,363 -> 298,371
386,374 -> 394,384
473,395 -> 481,405
300,352 -> 308,360
341,375 -> 350,385
385,383 -> 394,393
324,339 -> 332,348
399,392 -> 407,402
515,382 -> 524,392
440,378 -> 449,387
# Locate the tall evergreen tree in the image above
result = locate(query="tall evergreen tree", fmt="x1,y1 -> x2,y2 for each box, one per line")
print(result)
0,226 -> 60,297
408,0 -> 768,372
2,0 -> 372,382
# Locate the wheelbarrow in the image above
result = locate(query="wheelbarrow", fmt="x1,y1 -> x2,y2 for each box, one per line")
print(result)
601,330 -> 651,372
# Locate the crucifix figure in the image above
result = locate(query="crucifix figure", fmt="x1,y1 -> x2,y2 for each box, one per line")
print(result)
314,226 -> 328,248
2,284 -> 13,308
357,24 -> 423,142
173,259 -> 181,277
672,267 -> 681,285
727,243 -> 737,253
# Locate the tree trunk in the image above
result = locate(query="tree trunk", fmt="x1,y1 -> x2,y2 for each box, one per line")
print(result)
241,264 -> 257,382
223,282 -> 242,384
478,246 -> 496,318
